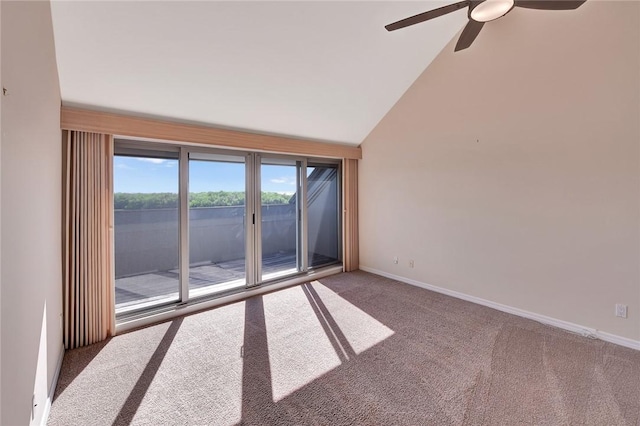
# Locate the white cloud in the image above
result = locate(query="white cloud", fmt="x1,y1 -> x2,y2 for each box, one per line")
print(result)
270,177 -> 296,185
137,158 -> 167,164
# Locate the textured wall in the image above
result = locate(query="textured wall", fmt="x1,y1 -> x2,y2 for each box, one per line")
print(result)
360,1 -> 640,341
1,1 -> 63,424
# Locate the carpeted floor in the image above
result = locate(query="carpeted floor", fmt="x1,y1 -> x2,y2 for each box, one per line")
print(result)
48,271 -> 640,425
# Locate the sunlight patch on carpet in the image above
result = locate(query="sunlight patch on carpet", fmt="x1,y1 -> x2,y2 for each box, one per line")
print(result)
263,282 -> 394,402
130,302 -> 246,425
311,281 -> 394,355
263,286 -> 342,401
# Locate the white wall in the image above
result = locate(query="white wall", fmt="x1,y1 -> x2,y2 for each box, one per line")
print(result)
1,1 -> 63,424
0,1 -> 3,421
360,1 -> 640,343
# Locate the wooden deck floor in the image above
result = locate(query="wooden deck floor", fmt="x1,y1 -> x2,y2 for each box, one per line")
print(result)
115,252 -> 337,310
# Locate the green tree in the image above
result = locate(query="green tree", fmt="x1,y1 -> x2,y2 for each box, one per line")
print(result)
114,191 -> 293,209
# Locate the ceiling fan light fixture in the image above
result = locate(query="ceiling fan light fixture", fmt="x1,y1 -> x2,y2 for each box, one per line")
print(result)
470,0 -> 515,22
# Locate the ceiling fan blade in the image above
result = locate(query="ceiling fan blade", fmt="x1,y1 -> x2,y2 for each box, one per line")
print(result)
515,0 -> 586,10
454,20 -> 484,52
386,1 -> 469,31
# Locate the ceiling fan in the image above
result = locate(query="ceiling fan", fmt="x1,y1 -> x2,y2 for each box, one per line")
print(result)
385,0 -> 586,52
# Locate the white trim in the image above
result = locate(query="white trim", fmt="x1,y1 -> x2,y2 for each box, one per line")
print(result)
41,343 -> 65,426
245,153 -> 256,286
179,146 -> 190,302
596,330 -> 640,350
254,154 -> 263,282
359,266 -> 640,351
117,265 -> 343,334
299,159 -> 308,273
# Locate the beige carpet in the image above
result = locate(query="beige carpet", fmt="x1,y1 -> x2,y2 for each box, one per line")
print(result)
48,271 -> 640,425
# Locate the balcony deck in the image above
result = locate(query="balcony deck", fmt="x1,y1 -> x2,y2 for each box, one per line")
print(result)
115,252 -> 337,312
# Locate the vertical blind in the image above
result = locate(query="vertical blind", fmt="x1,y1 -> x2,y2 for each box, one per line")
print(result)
63,130 -> 115,349
61,126 -> 359,347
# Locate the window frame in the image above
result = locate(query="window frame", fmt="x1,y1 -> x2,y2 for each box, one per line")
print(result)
113,138 -> 343,322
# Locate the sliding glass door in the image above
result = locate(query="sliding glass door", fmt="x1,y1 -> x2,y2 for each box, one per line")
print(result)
113,148 -> 180,313
188,153 -> 247,297
114,141 -> 342,318
259,158 -> 301,281
307,163 -> 340,267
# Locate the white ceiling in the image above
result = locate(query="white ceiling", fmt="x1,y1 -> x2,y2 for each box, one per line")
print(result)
50,1 -> 468,145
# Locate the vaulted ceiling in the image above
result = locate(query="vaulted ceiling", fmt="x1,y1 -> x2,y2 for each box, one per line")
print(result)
50,1 -> 468,146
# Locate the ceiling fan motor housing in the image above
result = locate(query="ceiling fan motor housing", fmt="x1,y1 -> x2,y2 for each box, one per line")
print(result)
469,0 -> 516,22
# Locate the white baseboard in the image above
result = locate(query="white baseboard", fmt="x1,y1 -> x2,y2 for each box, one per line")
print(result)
41,343 -> 65,426
359,266 -> 640,351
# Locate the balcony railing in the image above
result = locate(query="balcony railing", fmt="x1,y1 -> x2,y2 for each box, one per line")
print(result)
115,204 -> 339,310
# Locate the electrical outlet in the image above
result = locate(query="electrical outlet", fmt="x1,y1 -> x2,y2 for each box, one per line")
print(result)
409,259 -> 414,268
393,256 -> 398,264
615,304 -> 627,318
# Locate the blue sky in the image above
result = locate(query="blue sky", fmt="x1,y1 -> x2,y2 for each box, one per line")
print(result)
114,156 -> 297,194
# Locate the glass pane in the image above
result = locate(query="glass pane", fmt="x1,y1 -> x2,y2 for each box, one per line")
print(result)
189,158 -> 246,297
114,154 -> 180,313
307,165 -> 340,267
261,161 -> 298,280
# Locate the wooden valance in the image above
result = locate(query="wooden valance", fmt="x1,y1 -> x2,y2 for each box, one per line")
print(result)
61,107 -> 362,160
